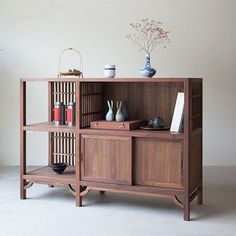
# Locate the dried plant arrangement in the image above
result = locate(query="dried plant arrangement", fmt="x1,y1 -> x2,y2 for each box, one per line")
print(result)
126,18 -> 170,77
126,18 -> 170,54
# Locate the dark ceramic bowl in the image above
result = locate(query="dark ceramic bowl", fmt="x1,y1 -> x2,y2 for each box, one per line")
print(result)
50,163 -> 67,174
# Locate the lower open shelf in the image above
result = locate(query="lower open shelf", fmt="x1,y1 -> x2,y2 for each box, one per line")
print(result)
23,166 -> 76,185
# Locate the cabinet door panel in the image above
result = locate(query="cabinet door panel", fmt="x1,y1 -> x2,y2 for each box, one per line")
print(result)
134,138 -> 183,189
81,135 -> 132,185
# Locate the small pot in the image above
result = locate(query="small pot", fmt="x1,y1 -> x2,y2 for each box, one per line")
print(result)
148,117 -> 165,128
50,163 -> 67,174
104,65 -> 116,78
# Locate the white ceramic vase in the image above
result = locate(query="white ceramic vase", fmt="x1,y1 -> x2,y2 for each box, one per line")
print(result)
115,101 -> 125,122
105,100 -> 114,121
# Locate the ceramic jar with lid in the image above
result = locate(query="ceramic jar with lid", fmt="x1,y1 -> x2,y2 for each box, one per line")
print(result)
104,65 -> 116,78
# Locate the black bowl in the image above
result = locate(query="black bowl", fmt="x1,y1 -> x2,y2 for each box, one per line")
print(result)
50,163 -> 67,174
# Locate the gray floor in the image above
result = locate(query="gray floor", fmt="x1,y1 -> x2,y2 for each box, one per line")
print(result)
0,166 -> 236,236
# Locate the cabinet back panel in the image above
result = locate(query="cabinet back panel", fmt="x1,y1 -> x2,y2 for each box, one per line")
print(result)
103,82 -> 183,127
80,82 -> 103,127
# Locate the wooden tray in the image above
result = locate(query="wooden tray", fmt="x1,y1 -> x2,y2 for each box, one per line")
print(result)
90,120 -> 146,131
140,125 -> 170,131
60,71 -> 82,76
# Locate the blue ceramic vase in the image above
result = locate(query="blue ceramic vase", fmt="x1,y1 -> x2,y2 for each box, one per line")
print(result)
139,53 -> 156,78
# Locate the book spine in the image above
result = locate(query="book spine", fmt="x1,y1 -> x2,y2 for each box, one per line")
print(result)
170,92 -> 184,132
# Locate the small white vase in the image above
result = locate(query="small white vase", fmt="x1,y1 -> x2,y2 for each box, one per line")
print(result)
115,101 -> 125,122
105,100 -> 114,121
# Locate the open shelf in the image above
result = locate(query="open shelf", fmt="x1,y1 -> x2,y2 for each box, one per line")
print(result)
23,166 -> 76,185
79,127 -> 184,140
23,122 -> 76,133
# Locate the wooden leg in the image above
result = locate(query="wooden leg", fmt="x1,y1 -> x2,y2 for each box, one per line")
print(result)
75,130 -> 81,207
184,204 -> 190,221
20,81 -> 27,199
184,195 -> 190,221
76,197 -> 82,207
20,127 -> 26,200
20,179 -> 26,199
48,132 -> 54,189
197,187 -> 203,205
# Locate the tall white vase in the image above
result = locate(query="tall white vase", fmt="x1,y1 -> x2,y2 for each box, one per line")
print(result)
115,101 -> 125,122
105,100 -> 114,121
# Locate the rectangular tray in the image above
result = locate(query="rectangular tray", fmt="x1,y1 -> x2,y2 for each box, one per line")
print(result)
90,120 -> 146,131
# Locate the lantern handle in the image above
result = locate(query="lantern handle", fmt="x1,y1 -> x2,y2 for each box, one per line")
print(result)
58,47 -> 83,78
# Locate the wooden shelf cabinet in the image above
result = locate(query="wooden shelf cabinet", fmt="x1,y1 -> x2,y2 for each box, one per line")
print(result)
20,77 -> 202,221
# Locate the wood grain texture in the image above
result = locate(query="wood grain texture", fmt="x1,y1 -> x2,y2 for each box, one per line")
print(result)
189,130 -> 202,192
23,122 -> 76,133
102,82 -> 183,126
48,82 -> 54,167
183,80 -> 190,221
80,180 -> 184,196
81,135 -> 132,185
20,80 -> 26,199
21,78 -> 200,82
23,166 -> 76,185
133,138 -> 183,189
79,128 -> 184,139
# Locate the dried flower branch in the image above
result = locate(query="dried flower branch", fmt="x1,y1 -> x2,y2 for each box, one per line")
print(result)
126,18 -> 170,53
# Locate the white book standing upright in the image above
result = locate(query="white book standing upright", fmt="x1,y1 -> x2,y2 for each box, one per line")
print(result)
170,92 -> 184,132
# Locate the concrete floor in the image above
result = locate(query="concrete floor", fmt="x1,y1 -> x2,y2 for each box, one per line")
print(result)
0,166 -> 236,236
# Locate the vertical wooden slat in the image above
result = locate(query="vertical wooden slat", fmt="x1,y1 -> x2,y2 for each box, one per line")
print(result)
76,80 -> 82,206
65,82 -> 68,164
53,133 -> 55,163
54,132 -> 57,163
54,132 -> 59,163
197,80 -> 203,205
20,80 -> 26,199
85,83 -> 90,127
183,80 -> 190,221
62,83 -> 65,164
60,132 -> 62,163
61,134 -> 65,164
73,82 -> 76,103
48,82 -> 54,166
72,133 -> 75,166
59,82 -> 61,102
67,133 -> 71,164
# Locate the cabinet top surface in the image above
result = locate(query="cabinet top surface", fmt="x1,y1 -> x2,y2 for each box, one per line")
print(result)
21,78 -> 202,82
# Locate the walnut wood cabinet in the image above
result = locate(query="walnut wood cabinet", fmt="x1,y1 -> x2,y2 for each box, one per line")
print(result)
20,78 -> 202,221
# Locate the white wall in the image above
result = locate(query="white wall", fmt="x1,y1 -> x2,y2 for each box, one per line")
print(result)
0,0 -> 236,166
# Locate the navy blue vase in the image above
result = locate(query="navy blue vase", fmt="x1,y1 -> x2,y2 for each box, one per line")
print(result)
139,53 -> 156,78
